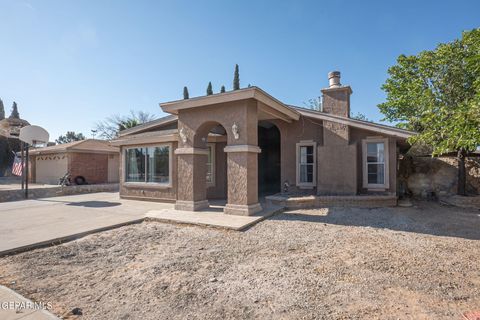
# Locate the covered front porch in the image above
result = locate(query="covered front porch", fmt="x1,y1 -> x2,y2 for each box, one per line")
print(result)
160,87 -> 299,216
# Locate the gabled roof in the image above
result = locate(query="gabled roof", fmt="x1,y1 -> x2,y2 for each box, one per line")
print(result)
160,87 -> 300,122
291,106 -> 415,139
119,87 -> 415,140
28,139 -> 119,155
118,114 -> 178,137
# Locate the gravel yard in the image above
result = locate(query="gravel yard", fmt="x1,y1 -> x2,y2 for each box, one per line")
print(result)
0,201 -> 479,319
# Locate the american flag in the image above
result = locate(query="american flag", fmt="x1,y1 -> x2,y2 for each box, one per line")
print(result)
12,154 -> 23,176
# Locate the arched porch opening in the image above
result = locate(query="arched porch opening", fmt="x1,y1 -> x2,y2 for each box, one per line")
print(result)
193,121 -> 228,202
258,120 -> 281,196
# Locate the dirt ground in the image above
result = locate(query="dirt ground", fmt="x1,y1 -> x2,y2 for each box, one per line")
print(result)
0,201 -> 479,320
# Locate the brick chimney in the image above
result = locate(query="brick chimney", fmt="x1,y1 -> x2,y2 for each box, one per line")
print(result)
321,71 -> 352,118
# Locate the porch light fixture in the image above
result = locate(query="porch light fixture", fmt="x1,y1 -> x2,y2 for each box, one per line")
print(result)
232,122 -> 240,140
179,127 -> 187,143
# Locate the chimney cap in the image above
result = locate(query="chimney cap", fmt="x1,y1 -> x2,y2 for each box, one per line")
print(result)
328,71 -> 341,78
328,71 -> 341,87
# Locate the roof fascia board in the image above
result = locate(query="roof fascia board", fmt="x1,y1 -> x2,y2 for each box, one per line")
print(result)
297,108 -> 414,139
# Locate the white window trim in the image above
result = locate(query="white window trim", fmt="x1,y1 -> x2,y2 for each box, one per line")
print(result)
296,141 -> 317,188
206,143 -> 215,187
124,143 -> 173,188
362,138 -> 389,190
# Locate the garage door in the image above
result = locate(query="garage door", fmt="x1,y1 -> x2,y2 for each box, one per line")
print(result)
35,154 -> 68,185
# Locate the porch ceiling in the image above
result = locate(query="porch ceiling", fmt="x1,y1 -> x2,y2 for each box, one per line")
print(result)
160,87 -> 300,122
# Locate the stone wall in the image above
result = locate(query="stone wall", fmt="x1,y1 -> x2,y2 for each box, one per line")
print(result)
399,156 -> 480,198
0,183 -> 119,203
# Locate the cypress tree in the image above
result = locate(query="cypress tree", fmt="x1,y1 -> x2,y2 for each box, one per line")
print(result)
183,86 -> 189,99
220,85 -> 226,93
206,82 -> 213,95
9,101 -> 19,119
0,98 -> 4,120
233,64 -> 240,90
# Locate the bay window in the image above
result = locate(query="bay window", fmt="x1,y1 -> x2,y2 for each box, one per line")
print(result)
125,145 -> 171,185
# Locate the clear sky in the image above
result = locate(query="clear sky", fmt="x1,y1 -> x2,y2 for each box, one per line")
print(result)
0,0 -> 479,141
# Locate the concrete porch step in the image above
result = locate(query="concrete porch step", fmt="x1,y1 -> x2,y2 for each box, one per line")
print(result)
146,204 -> 283,231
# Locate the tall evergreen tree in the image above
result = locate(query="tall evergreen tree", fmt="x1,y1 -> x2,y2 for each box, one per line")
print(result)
220,85 -> 226,93
206,82 -> 213,95
9,102 -> 19,119
0,98 -> 5,120
183,86 -> 189,99
233,64 -> 240,90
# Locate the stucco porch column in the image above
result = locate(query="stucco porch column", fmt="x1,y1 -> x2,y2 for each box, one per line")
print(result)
223,145 -> 262,216
174,147 -> 209,211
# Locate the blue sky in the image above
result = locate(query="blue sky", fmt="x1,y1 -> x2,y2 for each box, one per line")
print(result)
0,0 -> 479,141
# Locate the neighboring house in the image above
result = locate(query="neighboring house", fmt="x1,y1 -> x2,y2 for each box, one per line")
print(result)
111,72 -> 414,215
27,139 -> 120,185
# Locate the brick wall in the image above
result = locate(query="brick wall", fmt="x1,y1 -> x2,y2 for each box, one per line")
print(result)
69,152 -> 109,184
266,194 -> 397,209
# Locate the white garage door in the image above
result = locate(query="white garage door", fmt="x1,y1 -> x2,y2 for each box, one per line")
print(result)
35,154 -> 68,185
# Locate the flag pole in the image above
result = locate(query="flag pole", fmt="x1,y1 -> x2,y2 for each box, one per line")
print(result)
25,143 -> 29,199
21,142 -> 24,190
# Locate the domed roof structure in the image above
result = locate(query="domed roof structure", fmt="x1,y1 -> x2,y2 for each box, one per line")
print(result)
0,117 -> 30,138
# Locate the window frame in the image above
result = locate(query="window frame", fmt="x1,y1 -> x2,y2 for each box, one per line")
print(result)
296,141 -> 317,188
124,143 -> 172,188
362,138 -> 389,190
206,143 -> 216,187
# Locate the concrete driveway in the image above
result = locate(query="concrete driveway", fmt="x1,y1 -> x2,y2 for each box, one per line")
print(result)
0,192 -> 173,256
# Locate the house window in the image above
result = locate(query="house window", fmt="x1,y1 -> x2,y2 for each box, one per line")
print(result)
362,138 -> 389,189
125,145 -> 171,185
206,143 -> 215,186
296,142 -> 316,187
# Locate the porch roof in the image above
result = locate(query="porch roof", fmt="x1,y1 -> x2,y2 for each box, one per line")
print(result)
160,87 -> 300,122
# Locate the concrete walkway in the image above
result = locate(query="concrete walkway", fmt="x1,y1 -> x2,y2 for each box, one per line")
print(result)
147,201 -> 284,231
0,193 -> 284,256
0,285 -> 59,319
0,192 -> 172,256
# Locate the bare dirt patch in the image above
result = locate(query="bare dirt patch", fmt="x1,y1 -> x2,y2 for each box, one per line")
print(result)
1,201 -> 479,319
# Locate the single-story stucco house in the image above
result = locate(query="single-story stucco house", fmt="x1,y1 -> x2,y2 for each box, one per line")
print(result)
27,139 -> 120,185
111,72 -> 414,215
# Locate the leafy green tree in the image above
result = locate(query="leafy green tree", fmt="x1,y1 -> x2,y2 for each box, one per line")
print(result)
0,98 -> 5,120
183,86 -> 189,99
233,64 -> 240,90
56,131 -> 86,144
206,82 -> 213,95
220,85 -> 226,93
378,29 -> 480,195
9,102 -> 19,119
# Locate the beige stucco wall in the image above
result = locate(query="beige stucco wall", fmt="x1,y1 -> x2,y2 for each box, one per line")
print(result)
350,127 -> 397,194
176,99 -> 260,211
108,154 -> 120,183
269,116 -> 323,193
